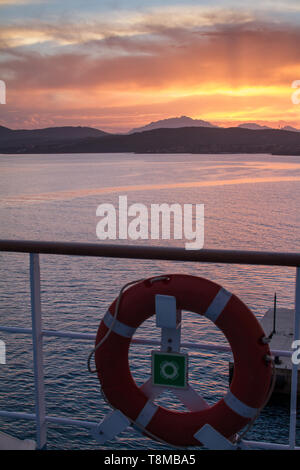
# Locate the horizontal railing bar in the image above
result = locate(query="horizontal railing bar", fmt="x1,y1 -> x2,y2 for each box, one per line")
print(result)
0,239 -> 300,266
43,329 -> 95,340
242,440 -> 300,451
0,410 -> 97,429
46,416 -> 98,429
132,337 -> 293,358
0,326 -> 33,335
0,410 -> 36,421
0,325 -> 95,340
0,325 -> 293,357
0,410 -> 298,450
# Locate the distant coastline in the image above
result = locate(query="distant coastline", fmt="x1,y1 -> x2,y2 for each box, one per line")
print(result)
1,124 -> 300,155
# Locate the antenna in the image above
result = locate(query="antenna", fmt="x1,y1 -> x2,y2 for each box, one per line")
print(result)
268,292 -> 277,340
273,292 -> 277,336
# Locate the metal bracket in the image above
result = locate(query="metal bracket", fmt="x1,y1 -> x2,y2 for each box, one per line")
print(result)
194,424 -> 249,450
91,409 -> 130,444
155,294 -> 181,352
173,385 -> 209,411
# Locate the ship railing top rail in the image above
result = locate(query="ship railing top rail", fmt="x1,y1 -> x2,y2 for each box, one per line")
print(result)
0,239 -> 299,451
0,239 -> 300,266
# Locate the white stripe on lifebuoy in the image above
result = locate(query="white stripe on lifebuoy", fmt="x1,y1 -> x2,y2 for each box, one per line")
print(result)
135,401 -> 158,428
204,287 -> 232,323
224,391 -> 258,419
103,310 -> 136,338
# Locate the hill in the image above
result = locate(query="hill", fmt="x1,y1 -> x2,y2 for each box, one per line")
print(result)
0,125 -> 108,152
2,126 -> 300,155
281,125 -> 300,132
129,115 -> 217,133
237,123 -> 273,130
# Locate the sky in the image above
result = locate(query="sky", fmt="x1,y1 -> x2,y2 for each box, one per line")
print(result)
0,0 -> 300,132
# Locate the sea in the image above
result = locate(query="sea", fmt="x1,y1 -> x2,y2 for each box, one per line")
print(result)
0,152 -> 299,449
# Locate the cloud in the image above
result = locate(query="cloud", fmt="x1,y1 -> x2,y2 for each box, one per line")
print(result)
2,21 -> 300,91
0,6 -> 275,49
1,5 -> 300,130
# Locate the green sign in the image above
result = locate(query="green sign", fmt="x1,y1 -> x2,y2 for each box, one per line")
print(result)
152,351 -> 188,389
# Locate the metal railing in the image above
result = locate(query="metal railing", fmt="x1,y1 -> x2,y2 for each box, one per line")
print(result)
0,239 -> 299,450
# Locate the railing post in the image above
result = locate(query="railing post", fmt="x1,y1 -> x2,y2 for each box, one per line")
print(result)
289,266 -> 300,449
30,253 -> 47,449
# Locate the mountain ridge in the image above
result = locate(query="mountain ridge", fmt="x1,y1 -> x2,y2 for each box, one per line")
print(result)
2,125 -> 300,155
0,125 -> 108,150
129,115 -> 218,133
0,124 -> 108,136
237,123 -> 273,130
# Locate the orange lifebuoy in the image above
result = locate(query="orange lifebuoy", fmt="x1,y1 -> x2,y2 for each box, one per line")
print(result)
95,274 -> 272,447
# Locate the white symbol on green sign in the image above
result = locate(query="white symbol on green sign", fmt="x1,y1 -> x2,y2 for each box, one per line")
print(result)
160,361 -> 179,380
152,351 -> 188,389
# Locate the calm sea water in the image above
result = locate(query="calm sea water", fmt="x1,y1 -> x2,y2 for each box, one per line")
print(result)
0,152 -> 300,449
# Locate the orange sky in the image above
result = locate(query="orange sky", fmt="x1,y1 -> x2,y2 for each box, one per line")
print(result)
0,1 -> 300,131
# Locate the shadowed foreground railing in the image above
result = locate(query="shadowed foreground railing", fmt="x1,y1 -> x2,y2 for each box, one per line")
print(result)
0,239 -> 299,450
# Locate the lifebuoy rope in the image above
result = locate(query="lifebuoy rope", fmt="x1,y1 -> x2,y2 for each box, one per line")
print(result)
87,277 -> 144,373
87,275 -> 170,373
